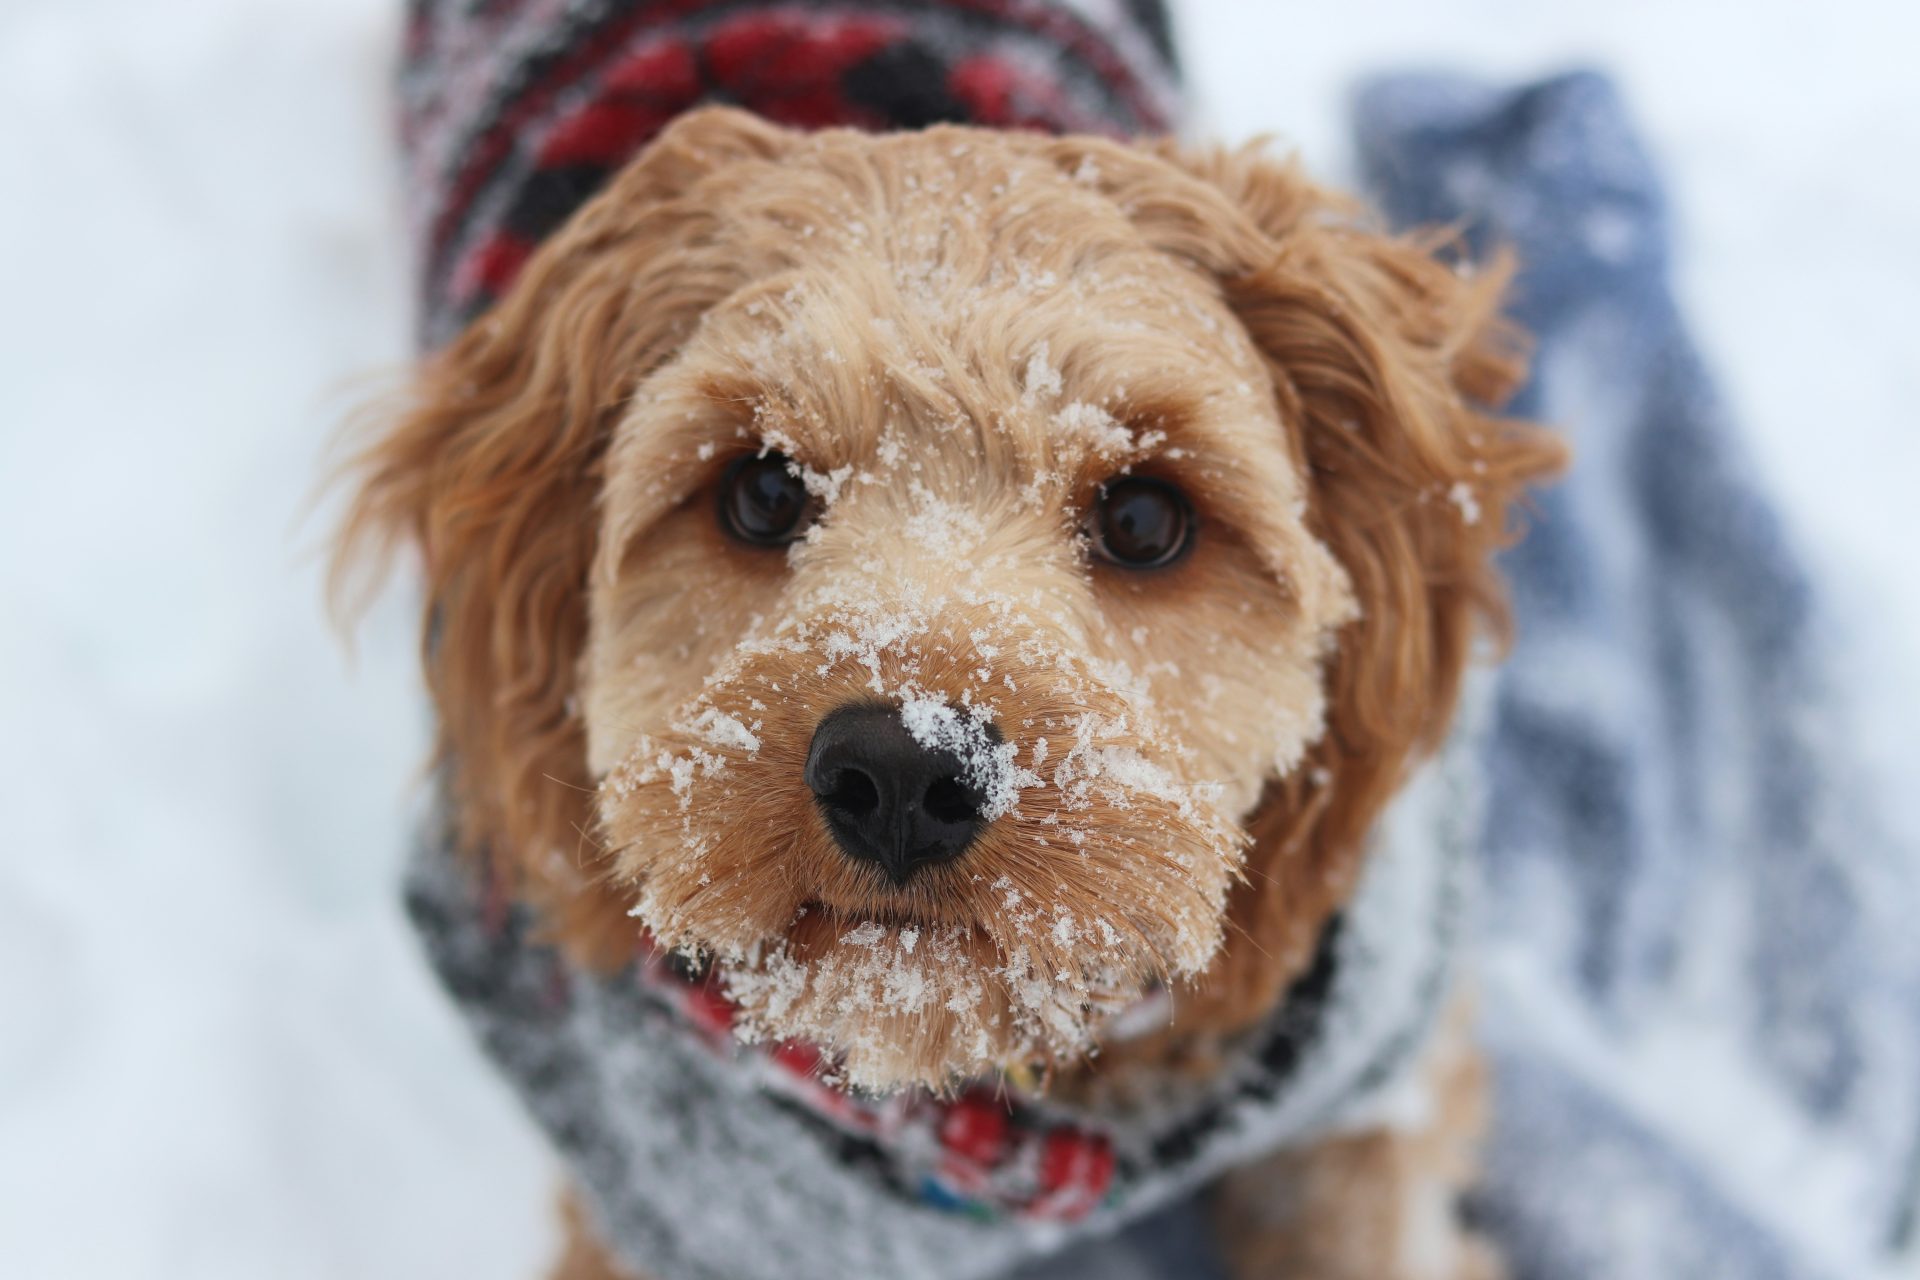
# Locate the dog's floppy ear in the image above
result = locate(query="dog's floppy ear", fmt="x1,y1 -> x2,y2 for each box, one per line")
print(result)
332,108 -> 794,945
1045,138 -> 1566,1028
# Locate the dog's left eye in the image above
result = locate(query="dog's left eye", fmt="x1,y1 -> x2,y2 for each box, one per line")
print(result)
719,453 -> 815,546
1086,476 -> 1195,569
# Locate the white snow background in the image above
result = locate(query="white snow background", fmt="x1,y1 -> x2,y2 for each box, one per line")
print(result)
1,1 -> 1914,1276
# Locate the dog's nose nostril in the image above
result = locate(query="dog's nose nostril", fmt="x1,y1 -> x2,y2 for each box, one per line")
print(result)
804,703 -> 993,885
921,774 -> 978,826
819,766 -> 880,818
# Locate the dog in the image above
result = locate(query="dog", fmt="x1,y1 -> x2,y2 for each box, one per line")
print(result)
337,13 -> 1562,1279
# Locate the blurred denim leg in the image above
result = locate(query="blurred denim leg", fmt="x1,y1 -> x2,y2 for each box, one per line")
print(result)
1355,70 -> 1920,1280
1005,1193 -> 1227,1280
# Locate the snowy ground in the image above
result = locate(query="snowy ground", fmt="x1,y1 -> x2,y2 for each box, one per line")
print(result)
1,1 -> 1913,1276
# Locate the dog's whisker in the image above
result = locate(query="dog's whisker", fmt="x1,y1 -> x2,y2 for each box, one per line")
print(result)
566,819 -> 609,869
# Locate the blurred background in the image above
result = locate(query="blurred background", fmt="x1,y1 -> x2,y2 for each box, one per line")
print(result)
1,1 -> 1913,1276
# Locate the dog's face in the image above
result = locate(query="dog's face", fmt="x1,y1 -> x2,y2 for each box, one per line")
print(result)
339,109 -> 1561,1094
582,140 -> 1358,1088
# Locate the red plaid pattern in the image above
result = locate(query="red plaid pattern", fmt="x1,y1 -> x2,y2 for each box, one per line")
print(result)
633,929 -> 1118,1222
399,0 -> 1182,346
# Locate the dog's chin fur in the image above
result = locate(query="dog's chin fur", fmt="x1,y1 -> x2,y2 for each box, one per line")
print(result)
595,586 -> 1252,1091
335,107 -> 1565,1098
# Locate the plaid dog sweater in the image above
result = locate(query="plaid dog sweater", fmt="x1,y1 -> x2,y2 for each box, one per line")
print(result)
400,0 -> 1184,347
397,3 -> 1473,1275
407,722 -> 1477,1279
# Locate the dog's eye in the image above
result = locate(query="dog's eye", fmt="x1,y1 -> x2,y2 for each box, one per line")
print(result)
719,453 -> 814,546
1087,477 -> 1194,569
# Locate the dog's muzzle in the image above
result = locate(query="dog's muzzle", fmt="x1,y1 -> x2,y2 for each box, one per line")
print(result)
804,703 -> 990,885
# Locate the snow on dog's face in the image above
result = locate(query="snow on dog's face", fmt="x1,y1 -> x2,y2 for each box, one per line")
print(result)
338,109 -> 1561,1094
582,206 -> 1354,1087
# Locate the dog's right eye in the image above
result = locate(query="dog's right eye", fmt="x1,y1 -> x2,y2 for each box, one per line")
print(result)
1086,476 -> 1195,569
719,453 -> 815,546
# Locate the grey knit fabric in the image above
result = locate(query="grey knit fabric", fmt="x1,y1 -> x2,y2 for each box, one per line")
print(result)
404,708 -> 1483,1280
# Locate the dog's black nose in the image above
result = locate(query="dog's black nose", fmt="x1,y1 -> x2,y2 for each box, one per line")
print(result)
804,703 -> 990,885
